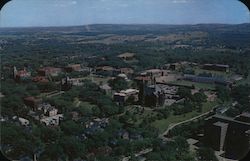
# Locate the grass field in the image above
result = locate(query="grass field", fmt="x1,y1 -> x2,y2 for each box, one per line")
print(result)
151,101 -> 217,133
73,98 -> 97,109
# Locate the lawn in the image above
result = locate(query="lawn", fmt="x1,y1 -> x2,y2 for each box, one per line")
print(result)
126,105 -> 158,125
151,101 -> 217,133
73,98 -> 97,110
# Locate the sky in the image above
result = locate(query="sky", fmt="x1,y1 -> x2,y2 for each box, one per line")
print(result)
0,0 -> 249,27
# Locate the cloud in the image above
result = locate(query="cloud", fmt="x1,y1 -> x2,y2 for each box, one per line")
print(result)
172,0 -> 190,4
71,1 -> 77,5
53,0 -> 77,7
118,3 -> 129,8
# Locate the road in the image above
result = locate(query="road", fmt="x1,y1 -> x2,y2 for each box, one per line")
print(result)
45,91 -> 65,98
122,148 -> 153,161
159,106 -> 217,140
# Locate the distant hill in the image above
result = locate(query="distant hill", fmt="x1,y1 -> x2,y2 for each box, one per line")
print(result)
0,24 -> 250,48
1,23 -> 250,34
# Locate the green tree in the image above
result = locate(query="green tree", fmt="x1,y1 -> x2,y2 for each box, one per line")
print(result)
60,136 -> 85,160
197,147 -> 218,161
60,120 -> 82,135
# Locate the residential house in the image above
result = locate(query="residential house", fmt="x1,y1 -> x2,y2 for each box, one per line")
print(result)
18,117 -> 30,126
37,67 -> 62,77
119,68 -> 134,75
61,77 -> 83,89
64,64 -> 81,72
145,69 -> 166,78
117,52 -> 135,61
100,84 -> 112,94
169,63 -> 182,71
32,76 -> 49,83
114,89 -> 139,105
36,103 -> 63,126
116,129 -> 130,140
84,118 -> 109,135
134,75 -> 152,85
95,66 -> 116,76
117,73 -> 128,81
23,96 -> 42,111
40,114 -> 63,126
13,66 -> 31,81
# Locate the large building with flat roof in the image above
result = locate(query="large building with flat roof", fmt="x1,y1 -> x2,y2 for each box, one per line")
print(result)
202,64 -> 230,72
204,114 -> 250,160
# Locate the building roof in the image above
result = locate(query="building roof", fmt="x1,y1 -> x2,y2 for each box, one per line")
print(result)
240,112 -> 250,118
68,64 -> 81,68
114,89 -> 139,97
96,66 -> 115,71
16,70 -> 30,77
100,84 -> 111,90
114,93 -> 126,97
32,76 -> 49,83
211,114 -> 250,126
119,68 -> 134,74
145,69 -> 162,73
24,96 -> 41,102
0,92 -> 5,98
134,76 -> 151,81
118,52 -> 135,58
117,73 -> 128,78
213,121 -> 229,127
204,64 -> 229,68
38,67 -> 62,72
120,89 -> 139,94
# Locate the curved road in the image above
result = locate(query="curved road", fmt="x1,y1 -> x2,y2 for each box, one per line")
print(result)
159,107 -> 217,140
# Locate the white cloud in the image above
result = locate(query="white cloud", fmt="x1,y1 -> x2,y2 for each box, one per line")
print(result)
71,1 -> 77,5
53,0 -> 77,7
172,0 -> 190,4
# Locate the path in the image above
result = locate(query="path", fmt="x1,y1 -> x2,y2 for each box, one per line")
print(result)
159,106 -> 217,140
45,91 -> 65,98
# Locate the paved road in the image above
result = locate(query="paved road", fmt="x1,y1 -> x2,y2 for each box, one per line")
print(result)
159,107 -> 217,140
122,148 -> 153,161
45,91 -> 65,98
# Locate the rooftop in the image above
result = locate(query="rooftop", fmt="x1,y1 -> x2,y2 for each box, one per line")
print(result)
134,76 -> 151,81
118,52 -> 135,58
204,64 -> 229,68
145,69 -> 162,73
100,84 -> 111,90
120,89 -> 139,94
38,67 -> 62,71
213,121 -> 229,127
240,112 -> 250,118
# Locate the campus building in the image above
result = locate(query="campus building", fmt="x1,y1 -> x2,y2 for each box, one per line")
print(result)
37,67 -> 62,76
204,114 -> 250,160
114,89 -> 139,105
202,64 -> 230,72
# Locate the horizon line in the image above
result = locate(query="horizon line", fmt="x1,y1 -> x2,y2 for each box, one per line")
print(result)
1,22 -> 250,29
